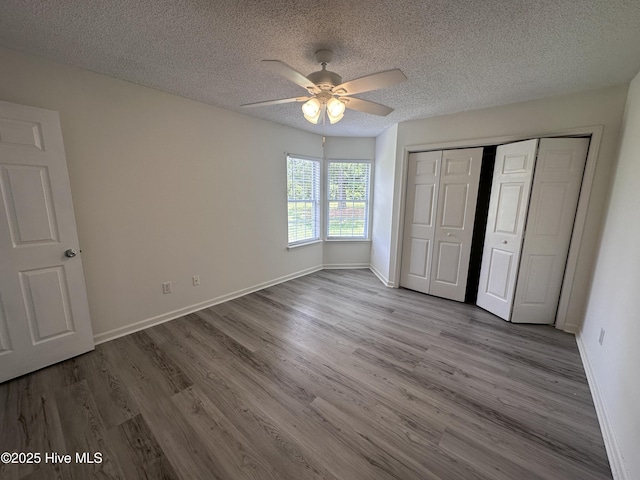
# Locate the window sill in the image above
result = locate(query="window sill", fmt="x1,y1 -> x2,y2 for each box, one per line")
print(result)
325,238 -> 371,242
287,239 -> 323,250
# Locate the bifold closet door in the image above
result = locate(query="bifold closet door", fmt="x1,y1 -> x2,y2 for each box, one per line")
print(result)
511,137 -> 590,324
476,139 -> 538,320
400,151 -> 441,294
400,147 -> 482,301
429,147 -> 483,301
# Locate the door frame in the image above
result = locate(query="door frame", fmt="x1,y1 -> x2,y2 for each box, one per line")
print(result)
392,125 -> 604,332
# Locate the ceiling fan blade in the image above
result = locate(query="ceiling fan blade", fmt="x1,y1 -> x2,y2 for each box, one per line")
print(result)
262,60 -> 319,92
332,69 -> 406,96
343,97 -> 394,116
241,96 -> 309,108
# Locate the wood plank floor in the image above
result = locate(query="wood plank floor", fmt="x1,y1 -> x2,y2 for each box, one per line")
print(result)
0,269 -> 611,479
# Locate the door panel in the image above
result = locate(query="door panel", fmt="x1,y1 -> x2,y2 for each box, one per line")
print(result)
495,183 -> 525,234
476,139 -> 538,320
20,267 -> 75,342
0,295 -> 12,354
486,248 -> 515,299
433,242 -> 462,284
532,183 -> 567,235
517,254 -> 555,304
1,164 -> 60,245
511,137 -> 589,324
400,151 -> 441,293
0,118 -> 44,150
408,238 -> 429,277
440,184 -> 468,228
0,100 -> 94,382
429,147 -> 483,301
413,184 -> 435,225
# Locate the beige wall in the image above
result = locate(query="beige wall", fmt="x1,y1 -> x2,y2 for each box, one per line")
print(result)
374,86 -> 628,331
0,47 -> 372,341
579,71 -> 640,480
371,124 -> 398,284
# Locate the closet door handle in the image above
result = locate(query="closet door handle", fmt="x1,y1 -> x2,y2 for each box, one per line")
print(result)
447,233 -> 453,237
502,240 -> 508,244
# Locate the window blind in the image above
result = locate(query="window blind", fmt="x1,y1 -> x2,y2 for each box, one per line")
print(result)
327,160 -> 371,239
287,155 -> 321,245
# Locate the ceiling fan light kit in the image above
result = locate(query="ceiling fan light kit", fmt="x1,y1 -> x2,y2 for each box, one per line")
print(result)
241,49 -> 407,126
302,97 -> 322,123
326,97 -> 346,124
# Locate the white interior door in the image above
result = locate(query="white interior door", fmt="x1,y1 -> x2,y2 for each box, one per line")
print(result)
429,147 -> 483,301
476,139 -> 538,320
400,151 -> 441,294
0,101 -> 94,383
511,137 -> 589,324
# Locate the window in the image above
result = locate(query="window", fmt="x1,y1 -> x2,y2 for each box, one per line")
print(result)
327,160 -> 371,239
287,155 -> 320,245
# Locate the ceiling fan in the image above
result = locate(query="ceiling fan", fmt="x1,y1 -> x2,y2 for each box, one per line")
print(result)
241,49 -> 407,125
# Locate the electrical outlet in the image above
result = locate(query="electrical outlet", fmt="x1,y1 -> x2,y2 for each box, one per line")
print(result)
192,275 -> 200,286
598,328 -> 605,346
162,281 -> 172,294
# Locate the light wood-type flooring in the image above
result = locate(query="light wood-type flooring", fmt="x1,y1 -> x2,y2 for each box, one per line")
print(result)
0,269 -> 612,479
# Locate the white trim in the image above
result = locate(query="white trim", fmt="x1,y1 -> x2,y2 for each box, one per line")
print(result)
560,323 -> 580,335
287,239 -> 322,249
576,333 -> 628,480
326,158 -> 372,164
93,265 -> 323,345
391,125 -> 604,332
322,263 -> 370,270
285,152 -> 322,162
398,126 -> 601,153
324,239 -> 372,243
369,263 -> 395,287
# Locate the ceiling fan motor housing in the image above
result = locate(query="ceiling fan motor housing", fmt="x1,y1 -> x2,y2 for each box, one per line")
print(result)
307,70 -> 342,91
306,49 -> 342,91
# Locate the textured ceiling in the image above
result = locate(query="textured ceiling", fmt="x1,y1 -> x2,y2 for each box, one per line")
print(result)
1,1 -> 640,137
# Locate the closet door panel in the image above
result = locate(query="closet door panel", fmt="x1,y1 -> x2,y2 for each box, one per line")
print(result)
476,139 -> 538,320
511,137 -> 589,324
400,151 -> 441,293
429,147 -> 483,301
433,242 -> 462,284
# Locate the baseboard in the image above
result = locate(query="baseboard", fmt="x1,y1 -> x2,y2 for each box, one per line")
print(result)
576,334 -> 628,480
323,263 -> 370,270
93,265 -> 323,345
369,263 -> 395,287
560,322 -> 580,334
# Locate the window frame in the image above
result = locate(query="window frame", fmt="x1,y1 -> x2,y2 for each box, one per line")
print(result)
286,154 -> 322,247
325,158 -> 373,241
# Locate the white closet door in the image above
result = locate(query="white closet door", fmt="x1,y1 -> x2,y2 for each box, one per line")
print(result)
476,139 -> 538,320
0,101 -> 94,382
400,151 -> 441,294
511,137 -> 589,324
429,147 -> 483,301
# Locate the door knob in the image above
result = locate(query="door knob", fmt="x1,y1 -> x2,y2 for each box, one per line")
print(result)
64,249 -> 77,258
447,233 -> 452,237
502,240 -> 508,244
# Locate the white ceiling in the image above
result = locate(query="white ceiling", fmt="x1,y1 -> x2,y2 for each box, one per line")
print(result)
1,0 -> 640,137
